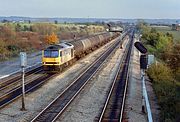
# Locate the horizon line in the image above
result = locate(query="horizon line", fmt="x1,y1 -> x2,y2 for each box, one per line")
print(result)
0,16 -> 180,20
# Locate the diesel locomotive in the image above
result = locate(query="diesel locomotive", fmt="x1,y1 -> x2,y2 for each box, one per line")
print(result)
42,32 -> 119,71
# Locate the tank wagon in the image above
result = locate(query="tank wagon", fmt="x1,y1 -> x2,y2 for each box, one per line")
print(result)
42,32 -> 119,71
108,26 -> 123,33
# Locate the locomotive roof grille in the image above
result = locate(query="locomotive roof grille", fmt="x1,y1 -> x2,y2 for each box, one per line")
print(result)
46,45 -> 63,50
45,43 -> 74,51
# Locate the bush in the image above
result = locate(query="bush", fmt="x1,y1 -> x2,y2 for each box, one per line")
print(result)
0,40 -> 10,60
139,24 -> 180,121
31,23 -> 57,35
147,63 -> 173,83
153,81 -> 176,121
175,68 -> 180,82
147,63 -> 179,121
7,45 -> 20,52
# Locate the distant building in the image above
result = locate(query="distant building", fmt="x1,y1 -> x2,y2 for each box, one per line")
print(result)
172,24 -> 180,31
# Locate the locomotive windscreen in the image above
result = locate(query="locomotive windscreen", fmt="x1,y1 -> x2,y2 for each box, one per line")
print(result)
44,50 -> 59,58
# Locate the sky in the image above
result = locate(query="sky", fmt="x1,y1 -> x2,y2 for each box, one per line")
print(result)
0,0 -> 180,19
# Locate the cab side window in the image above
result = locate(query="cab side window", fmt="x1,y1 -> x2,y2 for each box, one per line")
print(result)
71,49 -> 74,57
60,51 -> 62,56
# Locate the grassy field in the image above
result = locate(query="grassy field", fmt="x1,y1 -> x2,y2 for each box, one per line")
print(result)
151,26 -> 180,42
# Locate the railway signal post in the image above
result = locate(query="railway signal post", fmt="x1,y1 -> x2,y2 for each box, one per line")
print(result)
134,40 -> 153,122
20,52 -> 27,111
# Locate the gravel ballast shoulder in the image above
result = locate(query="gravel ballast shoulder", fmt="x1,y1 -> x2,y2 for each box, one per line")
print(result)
0,35 -> 159,122
125,37 -> 160,122
124,38 -> 147,121
56,37 -> 129,122
0,37 -> 120,122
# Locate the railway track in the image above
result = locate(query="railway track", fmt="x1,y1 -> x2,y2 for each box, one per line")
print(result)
0,65 -> 48,108
0,33 -> 125,110
0,67 -> 42,92
97,31 -> 134,122
0,65 -> 42,91
0,32 -> 108,92
31,33 -> 128,122
0,71 -> 57,109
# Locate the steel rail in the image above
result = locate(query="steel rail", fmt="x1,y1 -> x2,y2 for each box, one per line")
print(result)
0,63 -> 42,80
98,35 -> 129,122
0,68 -> 43,92
0,65 -> 42,90
97,31 -> 134,122
0,72 -> 55,109
31,34 -> 127,122
0,34 -> 122,110
0,69 -> 44,98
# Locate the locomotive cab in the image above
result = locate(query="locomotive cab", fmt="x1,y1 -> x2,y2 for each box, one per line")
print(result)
42,43 -> 74,71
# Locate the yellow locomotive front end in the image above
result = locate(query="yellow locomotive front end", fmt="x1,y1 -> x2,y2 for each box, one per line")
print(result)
42,49 -> 61,71
42,43 -> 74,72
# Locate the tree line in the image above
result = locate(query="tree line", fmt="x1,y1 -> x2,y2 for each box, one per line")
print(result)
0,22 -> 105,61
137,22 -> 180,121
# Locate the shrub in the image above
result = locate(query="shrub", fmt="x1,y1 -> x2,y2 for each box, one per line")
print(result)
153,81 -> 176,121
45,33 -> 59,44
0,40 -> 10,60
175,68 -> 180,82
31,23 -> 57,35
147,63 -> 173,83
147,63 -> 179,121
7,45 -> 20,52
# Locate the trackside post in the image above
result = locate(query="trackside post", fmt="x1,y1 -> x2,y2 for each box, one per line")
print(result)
20,52 -> 27,111
134,38 -> 153,122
